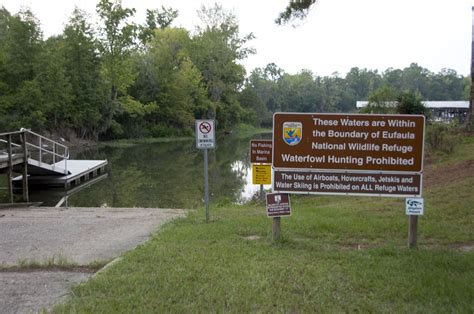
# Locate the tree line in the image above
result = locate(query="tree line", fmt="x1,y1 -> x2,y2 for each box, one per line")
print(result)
241,63 -> 468,127
0,1 -> 469,140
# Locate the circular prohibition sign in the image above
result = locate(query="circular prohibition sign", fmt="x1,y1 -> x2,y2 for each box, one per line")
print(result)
199,122 -> 212,134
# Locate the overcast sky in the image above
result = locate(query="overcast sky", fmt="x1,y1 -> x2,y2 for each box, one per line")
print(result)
1,0 -> 473,76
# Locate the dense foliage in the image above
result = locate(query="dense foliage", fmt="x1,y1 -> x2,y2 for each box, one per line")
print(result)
0,2 -> 469,139
242,64 -> 468,127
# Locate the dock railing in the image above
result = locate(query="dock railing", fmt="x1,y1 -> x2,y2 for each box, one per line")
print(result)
0,130 -> 30,202
0,128 -> 69,175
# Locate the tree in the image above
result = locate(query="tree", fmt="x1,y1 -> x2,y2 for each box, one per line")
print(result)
96,0 -> 137,102
63,8 -> 106,139
129,28 -> 210,137
396,91 -> 428,116
138,6 -> 178,45
191,4 -> 254,129
0,8 -> 44,131
345,67 -> 381,100
37,36 -> 74,132
96,0 -> 138,137
361,86 -> 398,114
146,28 -> 210,131
276,0 -> 317,25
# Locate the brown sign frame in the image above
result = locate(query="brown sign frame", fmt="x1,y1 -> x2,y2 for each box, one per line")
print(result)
266,193 -> 291,217
250,140 -> 272,164
272,113 -> 425,173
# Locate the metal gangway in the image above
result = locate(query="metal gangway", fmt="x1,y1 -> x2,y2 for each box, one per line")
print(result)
0,128 -> 69,174
1,129 -> 107,204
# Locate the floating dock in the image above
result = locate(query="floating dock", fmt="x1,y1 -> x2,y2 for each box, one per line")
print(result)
1,129 -> 108,204
14,159 -> 108,188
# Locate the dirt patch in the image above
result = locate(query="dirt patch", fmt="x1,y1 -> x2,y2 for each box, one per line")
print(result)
338,243 -> 378,251
242,235 -> 261,241
423,160 -> 474,188
449,241 -> 474,252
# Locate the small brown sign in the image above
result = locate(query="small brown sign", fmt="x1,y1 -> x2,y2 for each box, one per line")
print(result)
273,170 -> 422,197
273,113 -> 425,172
250,140 -> 272,163
266,193 -> 291,217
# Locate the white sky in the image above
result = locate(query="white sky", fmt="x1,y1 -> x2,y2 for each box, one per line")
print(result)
1,0 -> 473,76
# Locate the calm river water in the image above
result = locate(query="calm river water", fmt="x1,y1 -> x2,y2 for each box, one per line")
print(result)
22,133 -> 271,208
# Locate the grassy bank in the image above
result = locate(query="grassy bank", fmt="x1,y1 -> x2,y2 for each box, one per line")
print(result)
98,123 -> 271,148
54,135 -> 474,312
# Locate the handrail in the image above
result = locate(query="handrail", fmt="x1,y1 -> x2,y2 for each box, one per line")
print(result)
0,128 -> 69,174
0,130 -> 25,137
0,138 -> 21,148
22,128 -> 69,157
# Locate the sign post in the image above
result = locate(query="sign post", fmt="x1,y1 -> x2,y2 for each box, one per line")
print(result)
406,198 -> 424,248
196,120 -> 215,222
272,113 -> 425,247
266,192 -> 291,241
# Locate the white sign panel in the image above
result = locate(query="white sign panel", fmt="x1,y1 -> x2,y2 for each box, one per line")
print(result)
196,120 -> 215,149
406,198 -> 424,215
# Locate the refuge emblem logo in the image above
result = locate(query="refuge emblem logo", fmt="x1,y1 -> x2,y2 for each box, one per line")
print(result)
283,122 -> 302,146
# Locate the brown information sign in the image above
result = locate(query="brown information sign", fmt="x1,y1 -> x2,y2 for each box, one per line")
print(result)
273,170 -> 422,197
250,140 -> 272,163
273,113 -> 425,172
266,193 -> 291,217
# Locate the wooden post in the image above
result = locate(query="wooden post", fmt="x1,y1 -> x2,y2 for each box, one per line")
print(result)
408,215 -> 418,248
7,134 -> 13,203
273,217 -> 281,241
21,132 -> 29,202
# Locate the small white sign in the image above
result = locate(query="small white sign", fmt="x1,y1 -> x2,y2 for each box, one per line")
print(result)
196,120 -> 215,149
406,198 -> 424,215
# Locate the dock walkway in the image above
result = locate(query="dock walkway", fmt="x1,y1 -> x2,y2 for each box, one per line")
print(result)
1,129 -> 107,203
19,159 -> 108,188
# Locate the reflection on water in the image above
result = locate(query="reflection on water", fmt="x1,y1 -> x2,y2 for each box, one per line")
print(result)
10,133 -> 271,208
231,160 -> 271,203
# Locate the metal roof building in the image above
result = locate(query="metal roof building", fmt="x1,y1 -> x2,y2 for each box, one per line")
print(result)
356,101 -> 469,122
356,101 -> 469,109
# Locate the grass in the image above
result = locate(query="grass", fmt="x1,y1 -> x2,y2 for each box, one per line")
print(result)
98,123 -> 271,148
426,132 -> 474,166
99,136 -> 194,148
230,123 -> 272,137
0,254 -> 108,273
54,134 -> 474,312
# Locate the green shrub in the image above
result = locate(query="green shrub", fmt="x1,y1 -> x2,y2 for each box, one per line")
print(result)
148,123 -> 176,137
426,122 -> 461,154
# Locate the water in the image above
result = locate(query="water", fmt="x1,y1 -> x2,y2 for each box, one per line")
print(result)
21,133 -> 272,208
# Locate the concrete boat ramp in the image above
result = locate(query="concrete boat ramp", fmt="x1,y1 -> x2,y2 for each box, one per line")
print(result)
0,206 -> 186,313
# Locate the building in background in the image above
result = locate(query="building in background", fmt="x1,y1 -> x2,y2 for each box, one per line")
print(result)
356,101 -> 469,123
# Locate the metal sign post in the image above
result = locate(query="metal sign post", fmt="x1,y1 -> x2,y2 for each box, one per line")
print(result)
196,120 -> 215,223
204,148 -> 209,222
